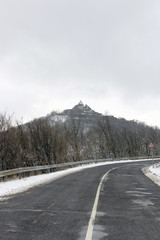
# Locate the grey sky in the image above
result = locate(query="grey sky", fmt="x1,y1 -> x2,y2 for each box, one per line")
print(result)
0,0 -> 160,126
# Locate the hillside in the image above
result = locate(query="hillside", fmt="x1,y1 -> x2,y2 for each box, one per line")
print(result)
45,101 -> 152,134
1,101 -> 160,170
46,101 -> 102,131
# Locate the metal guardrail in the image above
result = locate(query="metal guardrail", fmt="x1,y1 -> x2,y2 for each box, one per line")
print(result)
0,156 -> 160,181
0,158 -> 113,180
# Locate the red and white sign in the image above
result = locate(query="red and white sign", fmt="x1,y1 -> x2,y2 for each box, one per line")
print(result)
148,142 -> 154,148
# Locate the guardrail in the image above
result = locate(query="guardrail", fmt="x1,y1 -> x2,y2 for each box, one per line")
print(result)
0,156 -> 160,181
0,159 -> 112,181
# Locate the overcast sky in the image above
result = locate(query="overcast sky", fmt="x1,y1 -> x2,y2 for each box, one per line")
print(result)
0,0 -> 160,127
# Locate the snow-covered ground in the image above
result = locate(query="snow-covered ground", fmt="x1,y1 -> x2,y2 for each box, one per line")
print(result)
143,162 -> 160,187
0,159 -> 159,201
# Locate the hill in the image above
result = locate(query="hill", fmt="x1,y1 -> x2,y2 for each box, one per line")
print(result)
46,101 -> 102,132
1,101 -> 160,170
45,101 -> 152,134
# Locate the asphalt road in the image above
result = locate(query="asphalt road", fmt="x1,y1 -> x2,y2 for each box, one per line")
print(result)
0,160 -> 160,240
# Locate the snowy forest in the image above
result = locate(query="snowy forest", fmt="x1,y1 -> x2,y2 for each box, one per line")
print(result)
0,111 -> 160,171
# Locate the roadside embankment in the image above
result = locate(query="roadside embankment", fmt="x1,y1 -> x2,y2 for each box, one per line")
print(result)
142,162 -> 160,186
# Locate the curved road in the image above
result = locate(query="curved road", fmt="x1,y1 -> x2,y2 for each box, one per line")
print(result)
0,160 -> 160,240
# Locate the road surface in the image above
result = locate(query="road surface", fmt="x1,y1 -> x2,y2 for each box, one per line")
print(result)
0,160 -> 160,239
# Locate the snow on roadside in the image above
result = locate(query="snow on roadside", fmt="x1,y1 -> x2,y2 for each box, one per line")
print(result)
143,162 -> 160,187
0,159 -> 155,200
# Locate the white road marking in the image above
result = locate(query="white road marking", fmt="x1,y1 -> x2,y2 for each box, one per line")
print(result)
85,168 -> 117,240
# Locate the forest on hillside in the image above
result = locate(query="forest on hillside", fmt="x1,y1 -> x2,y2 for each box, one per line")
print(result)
0,112 -> 159,171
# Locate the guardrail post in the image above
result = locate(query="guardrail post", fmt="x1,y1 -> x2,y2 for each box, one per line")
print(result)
3,176 -> 7,181
30,171 -> 33,177
18,173 -> 21,179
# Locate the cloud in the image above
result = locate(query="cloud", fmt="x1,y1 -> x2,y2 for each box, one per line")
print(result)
0,0 -> 160,126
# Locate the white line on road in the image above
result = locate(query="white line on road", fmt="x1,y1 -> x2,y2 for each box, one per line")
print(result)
85,167 -> 117,240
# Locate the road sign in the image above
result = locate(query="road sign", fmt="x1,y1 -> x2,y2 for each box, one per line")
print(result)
148,142 -> 154,148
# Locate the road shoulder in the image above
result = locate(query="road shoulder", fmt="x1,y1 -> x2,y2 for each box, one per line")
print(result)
142,164 -> 160,187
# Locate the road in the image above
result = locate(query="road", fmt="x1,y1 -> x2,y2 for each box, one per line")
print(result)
0,160 -> 160,239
